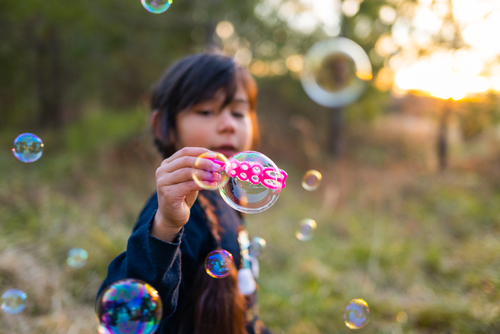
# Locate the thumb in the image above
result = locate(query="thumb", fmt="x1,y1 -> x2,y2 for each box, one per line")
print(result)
185,190 -> 199,209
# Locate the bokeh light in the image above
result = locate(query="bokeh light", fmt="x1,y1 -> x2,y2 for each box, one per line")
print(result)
96,279 -> 163,334
12,133 -> 44,163
1,289 -> 27,314
216,21 -> 234,39
205,249 -> 234,279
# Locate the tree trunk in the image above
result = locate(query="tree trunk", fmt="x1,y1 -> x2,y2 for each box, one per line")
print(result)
35,23 -> 63,129
437,100 -> 451,171
329,107 -> 344,157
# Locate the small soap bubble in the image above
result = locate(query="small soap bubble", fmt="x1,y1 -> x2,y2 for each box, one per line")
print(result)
220,151 -> 286,214
344,299 -> 370,329
96,278 -> 163,334
205,249 -> 234,279
193,152 -> 229,190
1,289 -> 27,314
396,311 -> 407,323
249,237 -> 267,257
12,133 -> 44,163
141,0 -> 172,13
302,170 -> 322,191
296,219 -> 317,241
301,37 -> 372,108
67,248 -> 88,269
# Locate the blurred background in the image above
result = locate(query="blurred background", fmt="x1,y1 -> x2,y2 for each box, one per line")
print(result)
1,0 -> 500,332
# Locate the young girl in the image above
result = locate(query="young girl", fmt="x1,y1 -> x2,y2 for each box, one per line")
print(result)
97,52 -> 272,334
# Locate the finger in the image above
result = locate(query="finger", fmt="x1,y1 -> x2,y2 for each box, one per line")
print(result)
162,147 -> 216,165
160,154 -> 222,174
162,180 -> 205,200
158,167 -> 221,187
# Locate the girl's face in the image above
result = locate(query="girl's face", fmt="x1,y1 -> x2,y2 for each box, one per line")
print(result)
174,83 -> 254,158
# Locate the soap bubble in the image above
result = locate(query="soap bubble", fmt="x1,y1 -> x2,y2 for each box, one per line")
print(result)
220,151 -> 286,214
67,248 -> 88,269
249,237 -> 266,257
12,133 -> 44,163
96,278 -> 163,334
205,249 -> 234,279
296,219 -> 317,241
192,152 -> 229,190
141,0 -> 172,13
301,37 -> 372,108
344,299 -> 370,329
302,170 -> 322,191
1,289 -> 27,314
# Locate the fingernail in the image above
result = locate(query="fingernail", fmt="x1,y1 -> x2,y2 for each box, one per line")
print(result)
211,161 -> 222,172
206,151 -> 217,158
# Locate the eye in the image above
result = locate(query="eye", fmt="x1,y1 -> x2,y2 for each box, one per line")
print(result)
232,111 -> 245,118
197,110 -> 214,116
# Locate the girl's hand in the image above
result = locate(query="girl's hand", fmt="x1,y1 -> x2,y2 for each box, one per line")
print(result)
151,147 -> 222,242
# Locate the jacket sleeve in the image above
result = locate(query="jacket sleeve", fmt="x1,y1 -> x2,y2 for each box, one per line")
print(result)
96,209 -> 184,321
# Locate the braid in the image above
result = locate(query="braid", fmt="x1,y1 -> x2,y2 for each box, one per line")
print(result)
179,192 -> 247,334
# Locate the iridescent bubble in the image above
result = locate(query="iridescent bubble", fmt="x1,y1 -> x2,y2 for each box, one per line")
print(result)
1,289 -> 27,314
219,151 -> 287,214
12,133 -> 44,163
141,0 -> 172,13
192,152 -> 229,190
296,219 -> 317,241
249,237 -> 267,257
301,37 -> 372,108
96,278 -> 163,334
205,249 -> 234,279
302,170 -> 322,191
344,299 -> 370,329
67,248 -> 88,269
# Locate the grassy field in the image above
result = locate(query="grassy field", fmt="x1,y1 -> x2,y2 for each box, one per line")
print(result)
1,109 -> 500,333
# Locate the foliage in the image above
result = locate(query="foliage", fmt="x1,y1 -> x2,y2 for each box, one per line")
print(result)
2,109 -> 500,332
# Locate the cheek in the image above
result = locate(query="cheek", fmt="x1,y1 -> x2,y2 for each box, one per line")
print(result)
240,118 -> 254,150
177,119 -> 213,148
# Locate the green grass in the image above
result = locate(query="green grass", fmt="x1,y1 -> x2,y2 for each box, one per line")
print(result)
2,110 -> 500,333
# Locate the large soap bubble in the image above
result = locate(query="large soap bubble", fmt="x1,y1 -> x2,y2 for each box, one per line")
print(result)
344,298 -> 370,329
1,289 -> 27,314
301,37 -> 372,108
220,151 -> 287,214
141,0 -> 172,13
12,133 -> 44,163
96,279 -> 163,334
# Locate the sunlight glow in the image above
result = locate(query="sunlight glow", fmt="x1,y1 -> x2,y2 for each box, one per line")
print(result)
391,0 -> 500,99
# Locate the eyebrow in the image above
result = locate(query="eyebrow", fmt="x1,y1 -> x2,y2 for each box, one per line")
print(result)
231,98 -> 250,105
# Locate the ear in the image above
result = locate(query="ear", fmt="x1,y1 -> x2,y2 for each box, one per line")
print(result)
151,110 -> 164,142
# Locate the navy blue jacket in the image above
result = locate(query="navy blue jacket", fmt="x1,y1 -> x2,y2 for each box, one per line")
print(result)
97,191 -> 270,334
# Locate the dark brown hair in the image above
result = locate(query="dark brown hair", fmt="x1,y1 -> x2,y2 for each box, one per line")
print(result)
179,193 -> 247,334
151,53 -> 260,158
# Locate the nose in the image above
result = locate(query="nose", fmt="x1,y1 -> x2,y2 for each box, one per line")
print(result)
216,110 -> 236,134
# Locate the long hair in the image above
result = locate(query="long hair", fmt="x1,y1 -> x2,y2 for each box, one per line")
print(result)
179,193 -> 247,334
150,53 -> 260,158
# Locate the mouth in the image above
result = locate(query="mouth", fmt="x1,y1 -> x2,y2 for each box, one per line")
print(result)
213,145 -> 237,158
